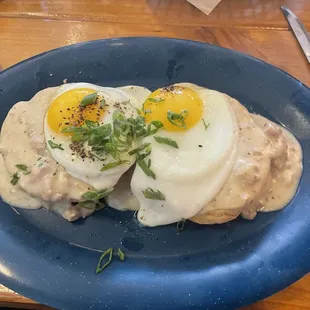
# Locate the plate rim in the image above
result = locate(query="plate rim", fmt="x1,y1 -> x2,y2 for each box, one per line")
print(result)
0,36 -> 310,310
1,36 -> 309,91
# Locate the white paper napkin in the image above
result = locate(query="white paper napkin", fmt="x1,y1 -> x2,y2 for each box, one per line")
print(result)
187,0 -> 222,15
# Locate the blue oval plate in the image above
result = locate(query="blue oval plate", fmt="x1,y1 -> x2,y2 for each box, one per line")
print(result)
0,37 -> 309,310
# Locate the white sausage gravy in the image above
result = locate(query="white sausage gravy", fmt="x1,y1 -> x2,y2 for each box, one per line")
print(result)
0,87 -> 303,225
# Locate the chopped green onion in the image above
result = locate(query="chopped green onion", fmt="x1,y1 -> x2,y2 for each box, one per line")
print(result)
202,118 -> 210,130
61,107 -> 163,166
142,188 -> 165,200
147,97 -> 164,103
145,120 -> 164,136
16,164 -> 31,175
135,107 -> 142,115
136,145 -> 151,160
167,110 -> 188,129
100,98 -> 106,108
134,145 -> 154,179
81,188 -> 113,201
48,140 -> 64,150
10,173 -> 19,186
153,136 -> 179,149
137,159 -> 156,180
85,120 -> 99,128
96,248 -> 113,274
76,200 -> 95,210
80,92 -> 98,107
15,164 -> 28,172
128,143 -> 151,156
117,248 -> 125,261
77,200 -> 105,211
101,160 -> 130,171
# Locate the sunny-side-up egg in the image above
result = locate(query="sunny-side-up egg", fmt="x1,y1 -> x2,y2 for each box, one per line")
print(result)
44,82 -> 150,190
131,83 -> 239,227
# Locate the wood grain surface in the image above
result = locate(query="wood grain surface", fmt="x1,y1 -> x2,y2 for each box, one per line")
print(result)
0,1 -> 309,309
1,0 -> 310,29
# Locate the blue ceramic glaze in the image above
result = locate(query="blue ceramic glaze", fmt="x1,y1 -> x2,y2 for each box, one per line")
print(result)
0,37 -> 309,310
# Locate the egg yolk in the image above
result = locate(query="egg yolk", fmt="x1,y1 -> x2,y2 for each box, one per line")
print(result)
143,86 -> 203,131
47,88 -> 105,134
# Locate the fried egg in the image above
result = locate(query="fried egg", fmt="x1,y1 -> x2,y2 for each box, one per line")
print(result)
130,83 -> 238,226
44,83 -> 150,190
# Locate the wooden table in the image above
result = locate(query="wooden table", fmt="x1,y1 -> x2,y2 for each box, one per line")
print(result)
0,0 -> 309,309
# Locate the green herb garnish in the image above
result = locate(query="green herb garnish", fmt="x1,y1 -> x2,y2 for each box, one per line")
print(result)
62,121 -> 112,153
117,248 -> 125,261
202,118 -> 210,130
84,120 -> 99,128
48,140 -> 64,150
137,145 -> 151,160
153,136 -> 179,149
77,200 -> 105,211
147,97 -> 164,103
101,160 -> 130,171
128,143 -> 151,156
142,188 -> 165,200
16,164 -> 31,175
100,98 -> 106,108
77,188 -> 113,210
96,248 -> 113,274
10,173 -> 19,186
137,159 -> 156,180
15,164 -> 28,172
132,144 -> 154,179
80,92 -> 98,107
135,107 -> 142,115
61,108 -> 163,174
167,110 -> 188,129
130,116 -> 147,137
81,188 -> 113,201
145,120 -> 163,136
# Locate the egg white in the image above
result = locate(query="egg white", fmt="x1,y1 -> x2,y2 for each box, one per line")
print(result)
131,83 -> 239,226
44,82 -> 150,190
